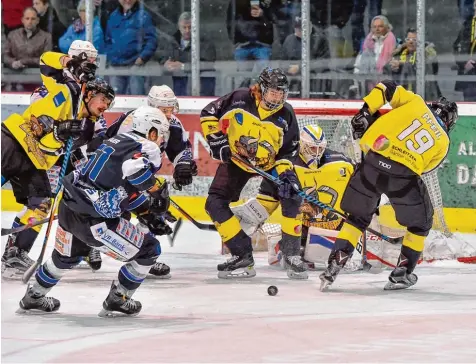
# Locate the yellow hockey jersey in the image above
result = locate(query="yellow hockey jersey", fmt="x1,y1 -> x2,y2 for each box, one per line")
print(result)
257,150 -> 354,230
39,51 -> 68,92
2,80 -> 92,170
360,81 -> 450,175
200,88 -> 300,174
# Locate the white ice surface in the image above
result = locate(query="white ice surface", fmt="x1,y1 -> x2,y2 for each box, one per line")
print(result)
1,212 -> 476,363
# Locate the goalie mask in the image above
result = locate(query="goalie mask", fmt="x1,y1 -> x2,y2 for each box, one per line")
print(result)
427,97 -> 458,133
147,85 -> 179,119
299,125 -> 327,170
258,67 -> 289,110
132,106 -> 170,142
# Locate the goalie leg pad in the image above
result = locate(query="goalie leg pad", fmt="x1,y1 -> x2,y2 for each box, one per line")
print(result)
231,198 -> 270,236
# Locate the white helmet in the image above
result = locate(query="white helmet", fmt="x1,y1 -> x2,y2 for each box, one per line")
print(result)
132,106 -> 170,139
147,85 -> 179,113
299,124 -> 327,170
68,40 -> 98,60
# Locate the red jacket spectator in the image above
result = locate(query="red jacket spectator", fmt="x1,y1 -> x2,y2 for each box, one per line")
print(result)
1,0 -> 32,33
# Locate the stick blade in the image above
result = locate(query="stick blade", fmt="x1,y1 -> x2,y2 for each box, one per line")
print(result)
22,261 -> 39,284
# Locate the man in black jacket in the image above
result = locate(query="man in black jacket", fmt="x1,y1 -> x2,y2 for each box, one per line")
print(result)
160,12 -> 216,96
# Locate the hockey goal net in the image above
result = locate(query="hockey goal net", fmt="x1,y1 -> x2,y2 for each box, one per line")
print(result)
239,107 -> 476,265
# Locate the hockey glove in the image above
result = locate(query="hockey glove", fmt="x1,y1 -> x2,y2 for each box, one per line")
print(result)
206,131 -> 231,163
163,210 -> 178,223
277,169 -> 302,200
66,52 -> 97,83
53,118 -> 89,144
351,107 -> 372,139
173,159 -> 195,188
138,214 -> 173,236
148,180 -> 170,215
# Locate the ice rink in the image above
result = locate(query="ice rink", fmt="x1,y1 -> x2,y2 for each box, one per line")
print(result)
2,211 -> 476,363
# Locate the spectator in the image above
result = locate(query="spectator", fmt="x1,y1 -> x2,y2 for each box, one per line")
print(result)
3,7 -> 52,70
352,15 -> 396,96
73,0 -> 119,33
350,0 -> 382,56
104,0 -> 158,95
1,0 -> 32,35
384,28 -> 441,100
453,7 -> 476,101
160,12 -> 216,96
458,0 -> 475,22
227,0 -> 273,86
32,0 -> 66,51
281,16 -> 330,97
59,0 -> 104,54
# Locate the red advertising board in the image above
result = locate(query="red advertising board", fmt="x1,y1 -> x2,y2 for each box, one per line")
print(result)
104,112 -> 219,176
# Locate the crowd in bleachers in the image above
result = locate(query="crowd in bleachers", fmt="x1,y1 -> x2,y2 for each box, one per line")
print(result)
2,0 -> 476,100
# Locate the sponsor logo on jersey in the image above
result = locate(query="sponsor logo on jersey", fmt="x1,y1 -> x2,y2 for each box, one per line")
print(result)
373,135 -> 390,151
378,160 -> 392,169
232,100 -> 246,106
53,91 -> 66,107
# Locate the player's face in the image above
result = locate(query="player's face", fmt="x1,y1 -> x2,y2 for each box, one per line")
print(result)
87,93 -> 112,117
261,88 -> 285,110
158,106 -> 174,120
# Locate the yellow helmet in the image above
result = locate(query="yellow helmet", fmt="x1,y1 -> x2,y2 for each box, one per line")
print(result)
299,124 -> 327,169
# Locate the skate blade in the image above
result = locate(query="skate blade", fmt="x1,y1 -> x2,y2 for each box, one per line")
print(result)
16,307 -> 56,315
319,275 -> 332,292
98,309 -> 140,318
287,269 -> 308,280
146,273 -> 172,280
217,266 -> 256,279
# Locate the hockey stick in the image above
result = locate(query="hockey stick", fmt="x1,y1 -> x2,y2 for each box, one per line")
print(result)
1,215 -> 58,236
167,217 -> 183,247
22,83 -> 87,284
231,155 -> 404,245
169,198 -> 217,231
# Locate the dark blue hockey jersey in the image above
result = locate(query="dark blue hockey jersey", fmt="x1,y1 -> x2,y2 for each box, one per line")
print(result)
62,132 -> 162,219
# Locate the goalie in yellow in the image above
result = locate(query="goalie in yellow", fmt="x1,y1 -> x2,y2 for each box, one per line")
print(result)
231,125 -> 355,275
319,80 -> 457,291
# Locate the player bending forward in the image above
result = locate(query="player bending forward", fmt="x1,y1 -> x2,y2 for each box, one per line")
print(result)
319,80 -> 457,291
1,75 -> 114,277
17,107 -> 172,316
232,125 -> 354,275
201,67 -> 305,279
87,84 -> 198,278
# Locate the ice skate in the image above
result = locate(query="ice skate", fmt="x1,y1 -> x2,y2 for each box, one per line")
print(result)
2,245 -> 34,278
98,281 -> 142,317
384,267 -> 418,290
17,284 -> 60,314
147,262 -> 171,279
284,255 -> 309,280
217,252 -> 256,279
319,250 -> 351,291
84,248 -> 102,271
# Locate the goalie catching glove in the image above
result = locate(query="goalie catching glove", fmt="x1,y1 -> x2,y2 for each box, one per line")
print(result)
206,131 -> 231,163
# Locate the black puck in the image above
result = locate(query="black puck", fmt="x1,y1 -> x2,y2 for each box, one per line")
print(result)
267,285 -> 278,296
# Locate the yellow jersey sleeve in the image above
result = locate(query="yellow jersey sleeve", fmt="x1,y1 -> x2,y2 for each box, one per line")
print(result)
39,51 -> 68,92
363,80 -> 419,114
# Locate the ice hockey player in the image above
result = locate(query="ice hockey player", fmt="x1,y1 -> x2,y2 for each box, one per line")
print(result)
1,77 -> 115,278
231,125 -> 354,273
200,67 -> 304,279
319,80 -> 457,291
17,106 -> 172,316
87,84 -> 198,278
29,41 -> 106,272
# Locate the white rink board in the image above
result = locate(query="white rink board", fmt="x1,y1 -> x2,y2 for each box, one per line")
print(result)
1,212 -> 476,363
